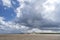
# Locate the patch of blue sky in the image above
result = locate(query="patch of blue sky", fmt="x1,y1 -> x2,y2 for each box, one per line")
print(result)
0,0 -> 2,5
11,0 -> 20,9
0,5 -> 16,21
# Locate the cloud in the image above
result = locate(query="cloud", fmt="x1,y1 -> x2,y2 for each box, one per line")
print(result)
1,0 -> 60,33
14,0 -> 58,28
2,0 -> 12,7
15,0 -> 60,29
42,0 -> 60,22
27,28 -> 58,33
0,16 -> 30,33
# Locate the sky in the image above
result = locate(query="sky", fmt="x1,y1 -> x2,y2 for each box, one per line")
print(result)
0,0 -> 60,34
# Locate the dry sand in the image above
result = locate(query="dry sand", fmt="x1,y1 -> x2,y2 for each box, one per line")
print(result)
0,34 -> 60,40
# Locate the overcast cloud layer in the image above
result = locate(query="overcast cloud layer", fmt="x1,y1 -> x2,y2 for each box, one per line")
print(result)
0,0 -> 60,33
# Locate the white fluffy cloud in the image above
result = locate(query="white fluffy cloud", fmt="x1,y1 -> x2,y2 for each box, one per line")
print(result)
0,17 -> 29,33
42,0 -> 60,23
2,0 -> 12,7
27,28 -> 58,33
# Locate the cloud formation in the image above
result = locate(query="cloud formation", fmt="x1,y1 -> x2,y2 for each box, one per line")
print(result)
2,0 -> 12,7
14,0 -> 58,27
0,0 -> 60,33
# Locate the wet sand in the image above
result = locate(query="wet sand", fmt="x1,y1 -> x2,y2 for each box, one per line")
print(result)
0,34 -> 60,40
